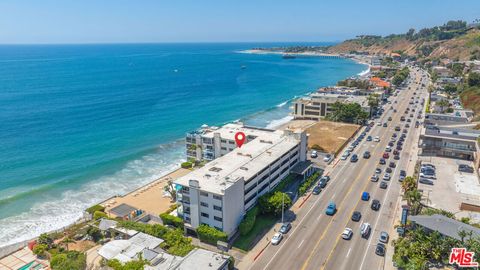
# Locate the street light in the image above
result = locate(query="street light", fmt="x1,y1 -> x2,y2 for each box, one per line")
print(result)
282,191 -> 294,224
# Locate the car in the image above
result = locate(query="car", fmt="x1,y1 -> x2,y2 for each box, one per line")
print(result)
379,231 -> 389,243
279,222 -> 292,234
351,211 -> 362,222
419,178 -> 434,185
341,228 -> 353,240
405,123 -> 410,128
360,222 -> 371,238
361,192 -> 370,201
385,146 -> 392,152
370,174 -> 379,182
271,232 -> 283,245
363,151 -> 371,159
374,136 -> 380,142
421,163 -> 436,169
388,141 -> 394,147
371,199 -> 381,211
383,123 -> 388,127
459,164 -> 474,173
375,168 -> 382,174
400,170 -> 406,177
350,154 -> 358,162
394,109 -> 397,112
341,151 -> 350,160
310,150 -> 318,158
419,172 -> 435,179
388,117 -> 392,121
318,179 -> 327,188
396,145 -> 403,151
385,167 -> 392,173
375,243 -> 386,256
366,135 -> 372,141
325,202 -> 336,215
320,175 -> 331,182
395,125 -> 401,131
383,173 -> 391,180
403,129 -> 408,134
400,116 -> 405,122
379,181 -> 388,189
347,146 -> 354,152
377,122 -> 382,126
379,158 -> 386,165
383,152 -> 389,159
407,119 -> 411,123
394,154 -> 400,160
389,161 -> 396,168
312,185 -> 322,195
393,149 -> 399,155
323,154 -> 332,162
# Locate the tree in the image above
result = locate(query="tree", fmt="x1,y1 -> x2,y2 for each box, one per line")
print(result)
93,210 -> 108,220
468,72 -> 480,87
38,233 -> 54,248
436,99 -> 450,113
61,236 -> 75,251
401,176 -> 417,194
163,180 -> 177,201
50,251 -> 86,270
87,226 -> 103,242
107,258 -> 147,270
33,244 -> 48,258
258,191 -> 292,216
443,84 -> 457,96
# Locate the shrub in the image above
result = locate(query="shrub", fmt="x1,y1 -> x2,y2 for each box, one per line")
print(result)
86,204 -> 105,215
311,144 -> 325,151
33,244 -> 48,257
258,191 -> 292,216
181,161 -> 193,169
298,171 -> 321,196
37,233 -> 54,248
159,213 -> 184,229
87,226 -> 103,242
93,211 -> 108,220
239,206 -> 258,236
50,251 -> 86,270
228,256 -> 235,270
107,259 -> 147,270
160,229 -> 194,256
197,224 -> 228,245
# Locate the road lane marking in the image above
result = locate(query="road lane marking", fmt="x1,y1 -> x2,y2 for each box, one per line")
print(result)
317,214 -> 322,221
332,192 -> 336,199
298,239 -> 305,248
346,248 -> 352,258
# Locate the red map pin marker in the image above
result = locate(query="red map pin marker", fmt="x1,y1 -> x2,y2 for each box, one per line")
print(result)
235,132 -> 246,148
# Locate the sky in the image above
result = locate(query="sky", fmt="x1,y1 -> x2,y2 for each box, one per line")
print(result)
0,0 -> 479,44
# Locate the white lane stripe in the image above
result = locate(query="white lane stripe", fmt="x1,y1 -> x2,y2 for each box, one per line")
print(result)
298,239 -> 305,248
346,247 -> 352,258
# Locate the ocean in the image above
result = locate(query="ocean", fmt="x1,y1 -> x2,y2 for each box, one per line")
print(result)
0,43 -> 365,247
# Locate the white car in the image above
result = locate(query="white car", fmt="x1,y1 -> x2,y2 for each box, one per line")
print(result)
374,136 -> 380,142
341,151 -> 350,160
271,232 -> 283,245
323,154 -> 332,162
341,228 -> 353,240
383,173 -> 391,180
360,222 -> 371,238
377,122 -> 382,126
310,150 -> 318,158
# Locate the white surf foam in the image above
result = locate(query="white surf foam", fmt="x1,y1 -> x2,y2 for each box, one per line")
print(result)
265,115 -> 294,129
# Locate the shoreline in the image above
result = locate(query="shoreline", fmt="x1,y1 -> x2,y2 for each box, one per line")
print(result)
0,48 -> 368,253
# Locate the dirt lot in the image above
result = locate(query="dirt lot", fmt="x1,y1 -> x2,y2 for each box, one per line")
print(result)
278,120 -> 359,153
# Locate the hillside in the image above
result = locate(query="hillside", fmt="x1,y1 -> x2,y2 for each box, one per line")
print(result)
327,21 -> 480,61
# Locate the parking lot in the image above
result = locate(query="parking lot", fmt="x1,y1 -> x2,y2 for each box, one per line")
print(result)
418,156 -> 480,222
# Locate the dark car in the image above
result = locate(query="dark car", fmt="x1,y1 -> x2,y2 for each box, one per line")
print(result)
400,170 -> 406,177
395,126 -> 401,131
312,185 -> 322,195
386,167 -> 392,173
403,129 -> 408,134
371,199 -> 381,210
375,243 -> 386,256
279,222 -> 292,234
350,154 -> 358,162
379,181 -> 388,189
393,149 -> 399,155
379,158 -> 386,165
389,161 -> 396,168
459,164 -> 474,173
394,155 -> 400,160
396,145 -> 403,151
351,211 -> 362,222
321,175 -> 331,182
383,123 -> 388,127
318,179 -> 327,188
363,151 -> 371,159
388,142 -> 394,147
375,168 -> 382,174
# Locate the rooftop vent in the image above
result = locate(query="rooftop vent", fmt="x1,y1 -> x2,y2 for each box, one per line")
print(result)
240,167 -> 248,171
209,167 -> 222,172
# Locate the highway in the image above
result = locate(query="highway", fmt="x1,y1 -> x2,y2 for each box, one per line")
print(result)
248,66 -> 430,270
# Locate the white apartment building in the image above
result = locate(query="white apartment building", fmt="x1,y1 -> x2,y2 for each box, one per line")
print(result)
175,129 -> 311,238
185,123 -> 276,162
292,92 -> 370,121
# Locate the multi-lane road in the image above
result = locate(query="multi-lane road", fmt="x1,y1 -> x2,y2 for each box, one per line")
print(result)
249,66 -> 430,270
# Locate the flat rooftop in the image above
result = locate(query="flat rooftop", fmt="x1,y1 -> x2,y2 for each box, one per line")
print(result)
199,122 -> 276,140
298,92 -> 369,107
423,126 -> 480,142
175,130 -> 300,194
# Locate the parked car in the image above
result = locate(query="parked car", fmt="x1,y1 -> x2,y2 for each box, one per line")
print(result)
394,154 -> 400,160
310,150 -> 318,158
360,222 -> 371,238
351,211 -> 362,222
386,167 -> 392,173
271,232 -> 283,245
375,243 -> 386,256
318,179 -> 327,188
323,154 -> 332,162
279,223 -> 292,234
459,164 -> 474,173
383,173 -> 391,180
325,202 -> 337,215
379,158 -> 386,165
379,231 -> 389,243
371,174 -> 379,182
375,168 -> 382,174
320,175 -> 331,182
341,151 -> 350,160
371,199 -> 381,211
419,178 -> 434,185
389,161 -> 396,168
379,181 -> 388,189
341,228 -> 353,240
312,185 -> 322,195
361,192 -> 370,201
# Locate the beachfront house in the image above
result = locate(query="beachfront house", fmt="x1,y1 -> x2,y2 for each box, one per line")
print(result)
175,128 -> 313,239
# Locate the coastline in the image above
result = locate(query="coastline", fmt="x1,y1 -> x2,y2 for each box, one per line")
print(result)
0,47 -> 368,252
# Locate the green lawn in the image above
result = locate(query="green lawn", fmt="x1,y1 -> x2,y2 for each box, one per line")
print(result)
233,215 -> 277,252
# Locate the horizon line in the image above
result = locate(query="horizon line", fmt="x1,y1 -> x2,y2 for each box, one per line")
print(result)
0,40 -> 344,46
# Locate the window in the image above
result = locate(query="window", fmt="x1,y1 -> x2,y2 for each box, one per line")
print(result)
221,139 -> 227,143
200,191 -> 209,197
200,202 -> 209,207
228,140 -> 235,145
214,216 -> 223,222
221,147 -> 227,150
213,205 -> 222,211
201,212 -> 209,218
213,194 -> 222,201
181,186 -> 190,192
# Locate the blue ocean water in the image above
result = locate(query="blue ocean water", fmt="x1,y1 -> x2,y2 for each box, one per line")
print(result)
0,43 -> 365,246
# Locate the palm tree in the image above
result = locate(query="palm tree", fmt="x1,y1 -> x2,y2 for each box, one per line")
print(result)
61,236 -> 75,251
458,230 -> 468,244
367,93 -> 380,116
401,176 -> 417,194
